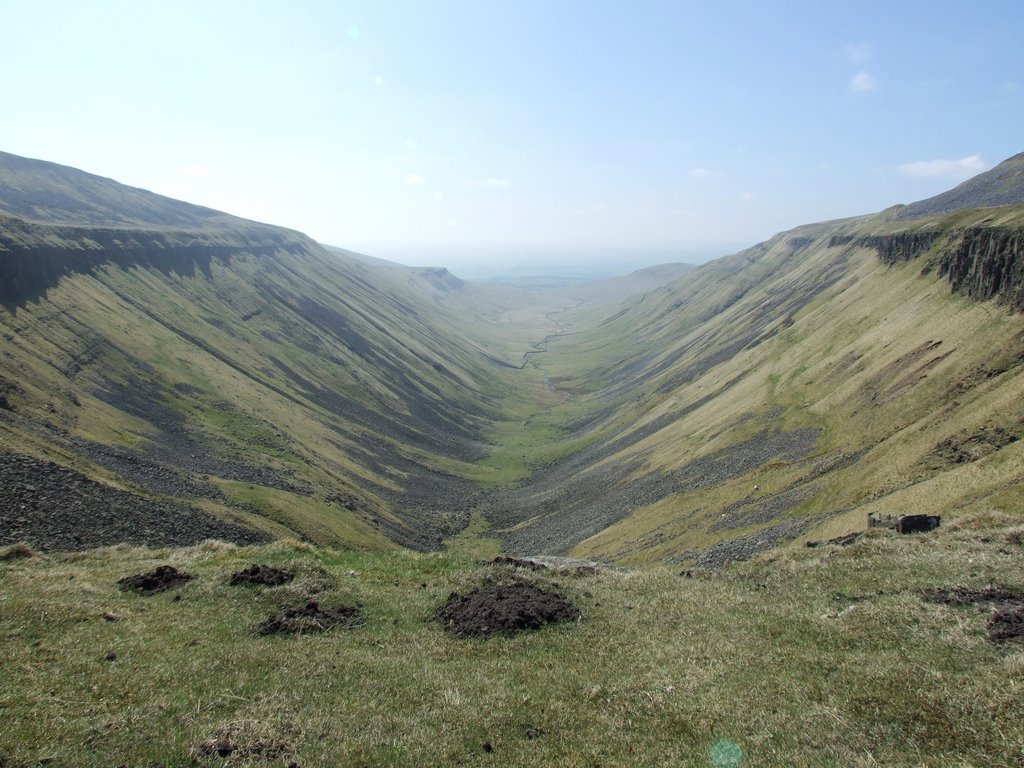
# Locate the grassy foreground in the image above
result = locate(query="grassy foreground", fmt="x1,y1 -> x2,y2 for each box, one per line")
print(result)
1,513 -> 1023,767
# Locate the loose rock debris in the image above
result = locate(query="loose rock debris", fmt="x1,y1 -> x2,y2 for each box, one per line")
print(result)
257,600 -> 364,635
436,577 -> 580,637
117,565 -> 193,594
230,564 -> 294,586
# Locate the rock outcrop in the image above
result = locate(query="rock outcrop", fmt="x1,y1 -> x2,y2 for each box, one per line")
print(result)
0,216 -> 311,307
936,227 -> 1024,311
856,232 -> 940,265
855,226 -> 1024,312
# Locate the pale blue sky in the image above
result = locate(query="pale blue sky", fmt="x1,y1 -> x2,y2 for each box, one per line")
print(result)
3,1 -> 1022,274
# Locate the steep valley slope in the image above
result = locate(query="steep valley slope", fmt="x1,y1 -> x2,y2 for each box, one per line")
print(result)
486,171 -> 1024,565
466,154 -> 1024,563
3,150 -> 1024,570
0,152 -> 576,552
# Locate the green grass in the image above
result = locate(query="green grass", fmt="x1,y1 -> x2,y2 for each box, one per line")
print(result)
443,512 -> 503,559
214,480 -> 396,551
1,512 -> 1022,767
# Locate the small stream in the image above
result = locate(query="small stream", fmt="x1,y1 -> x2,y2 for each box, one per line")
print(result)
521,308 -> 579,415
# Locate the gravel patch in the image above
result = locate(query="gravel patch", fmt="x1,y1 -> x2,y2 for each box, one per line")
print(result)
0,451 -> 270,551
670,516 -> 817,568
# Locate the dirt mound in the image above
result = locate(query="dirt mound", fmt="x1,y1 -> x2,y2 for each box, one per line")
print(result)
920,585 -> 1024,606
230,564 -> 294,586
435,578 -> 580,637
257,600 -> 364,635
921,585 -> 1024,644
117,565 -> 193,594
988,604 -> 1024,643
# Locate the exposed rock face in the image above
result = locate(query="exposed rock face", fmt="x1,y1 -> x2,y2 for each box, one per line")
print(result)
0,217 -> 311,307
828,234 -> 855,247
937,227 -> 1024,310
856,226 -> 1024,312
856,233 -> 940,265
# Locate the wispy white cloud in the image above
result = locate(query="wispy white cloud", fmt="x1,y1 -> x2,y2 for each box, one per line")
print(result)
181,163 -> 208,177
739,192 -> 754,202
896,155 -> 986,179
687,167 -> 712,179
405,174 -> 425,186
478,177 -> 510,187
849,71 -> 878,93
845,43 -> 872,63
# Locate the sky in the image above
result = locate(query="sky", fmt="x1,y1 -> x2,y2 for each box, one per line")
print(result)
2,1 -> 1023,277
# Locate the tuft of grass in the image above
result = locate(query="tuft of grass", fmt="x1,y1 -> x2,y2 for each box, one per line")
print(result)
0,542 -> 37,561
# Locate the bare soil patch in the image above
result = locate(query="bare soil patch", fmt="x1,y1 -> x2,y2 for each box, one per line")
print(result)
988,604 -> 1024,643
920,585 -> 1024,606
926,425 -> 1019,468
117,565 -> 193,594
230,564 -> 294,586
257,600 -> 364,635
921,585 -> 1024,644
436,577 -> 580,637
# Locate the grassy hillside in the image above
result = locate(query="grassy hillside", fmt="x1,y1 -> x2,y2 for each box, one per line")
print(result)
0,224 -> 575,549
1,510 -> 1021,767
0,150 -> 247,229
3,149 -> 1024,577
0,155 -> 592,553
478,204 -> 1024,566
897,151 -> 1024,219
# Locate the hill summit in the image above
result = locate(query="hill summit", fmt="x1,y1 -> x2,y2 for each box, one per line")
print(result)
898,151 -> 1024,219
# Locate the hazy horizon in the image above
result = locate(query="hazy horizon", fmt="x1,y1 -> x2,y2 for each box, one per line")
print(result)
336,241 -> 746,280
3,1 -> 1023,276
